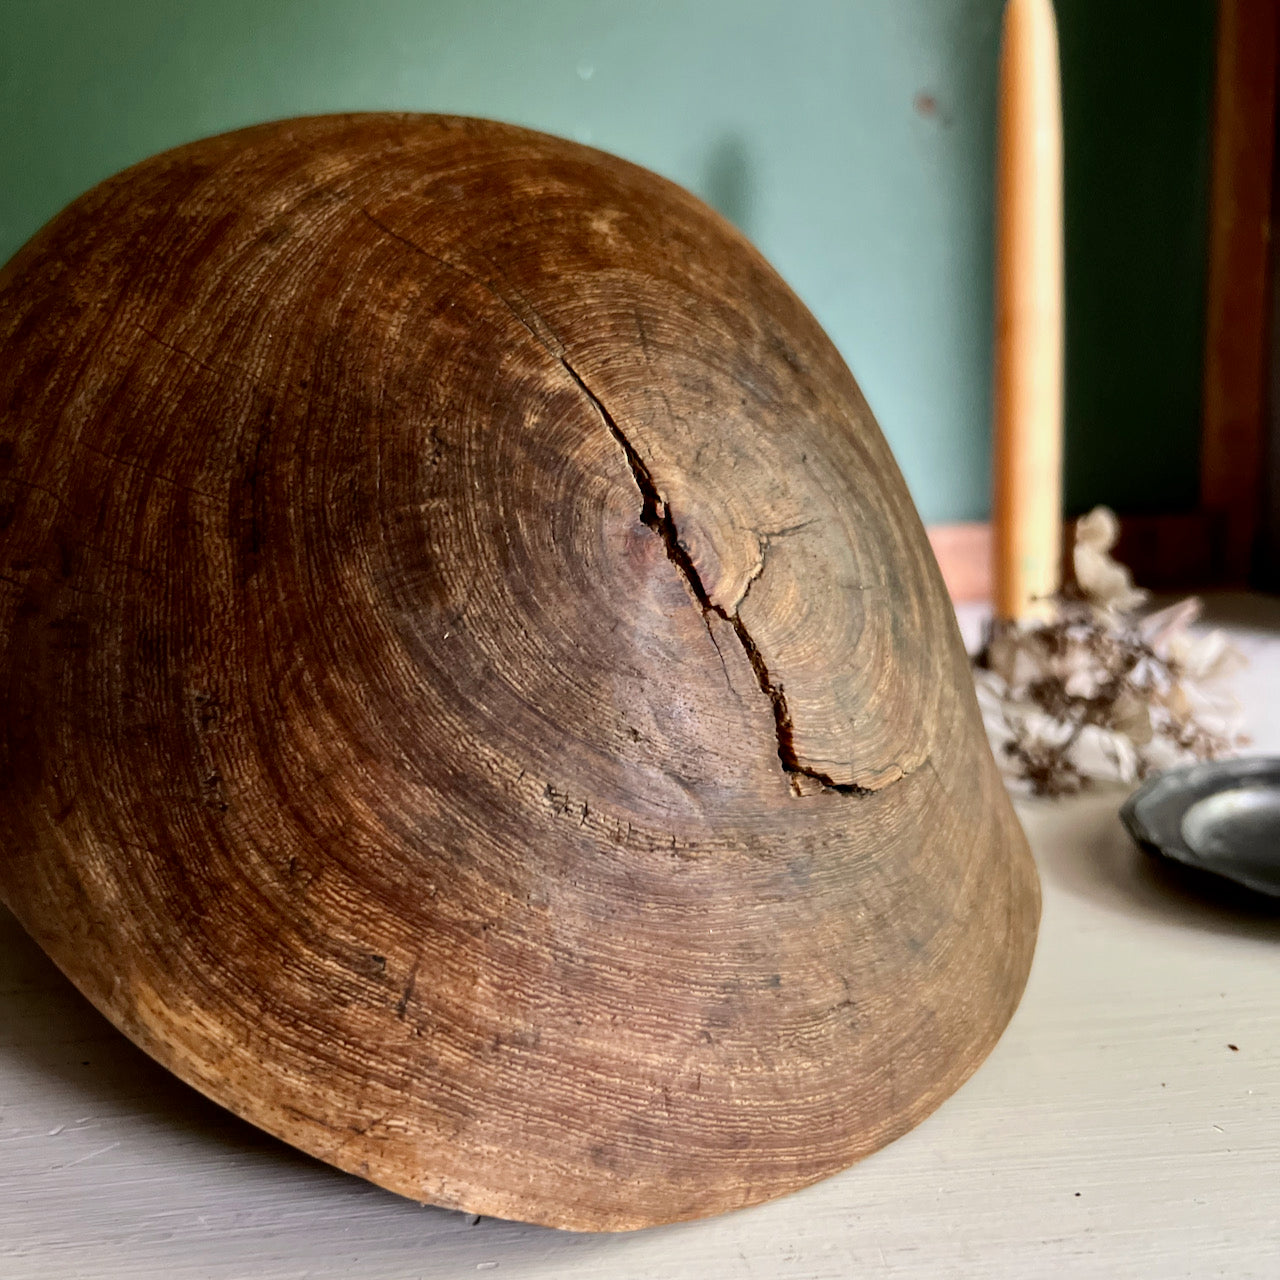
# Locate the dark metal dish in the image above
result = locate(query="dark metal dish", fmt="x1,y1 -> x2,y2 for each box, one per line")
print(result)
1121,757 -> 1280,900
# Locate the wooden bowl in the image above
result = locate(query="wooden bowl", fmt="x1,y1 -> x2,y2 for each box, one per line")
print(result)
0,114 -> 1038,1231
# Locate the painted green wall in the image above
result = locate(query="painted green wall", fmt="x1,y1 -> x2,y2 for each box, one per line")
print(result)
1,0 -> 1215,523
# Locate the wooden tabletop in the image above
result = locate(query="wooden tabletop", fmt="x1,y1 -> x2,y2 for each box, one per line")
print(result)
3,597 -> 1278,1279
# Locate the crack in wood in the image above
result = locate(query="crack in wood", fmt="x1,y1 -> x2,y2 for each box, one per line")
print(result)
357,202 -> 884,796
557,354 -> 873,798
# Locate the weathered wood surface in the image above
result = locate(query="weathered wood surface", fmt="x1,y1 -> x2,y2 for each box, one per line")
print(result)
2,601 -> 1278,1277
0,114 -> 1037,1230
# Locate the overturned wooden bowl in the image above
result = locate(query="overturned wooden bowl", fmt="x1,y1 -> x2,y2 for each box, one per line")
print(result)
0,114 -> 1038,1231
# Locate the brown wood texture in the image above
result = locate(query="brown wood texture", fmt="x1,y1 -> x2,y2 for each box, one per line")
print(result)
1201,0 -> 1279,580
0,114 -> 1039,1231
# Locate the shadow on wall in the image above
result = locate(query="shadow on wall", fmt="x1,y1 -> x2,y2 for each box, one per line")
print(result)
700,134 -> 754,236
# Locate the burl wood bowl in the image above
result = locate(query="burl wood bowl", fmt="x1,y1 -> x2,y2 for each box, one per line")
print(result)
0,114 -> 1038,1231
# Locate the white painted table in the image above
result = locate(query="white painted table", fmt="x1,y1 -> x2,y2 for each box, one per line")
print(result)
3,597 -> 1279,1279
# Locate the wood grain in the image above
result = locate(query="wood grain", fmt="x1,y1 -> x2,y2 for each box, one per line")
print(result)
5,598 -> 1277,1277
0,113 -> 1039,1231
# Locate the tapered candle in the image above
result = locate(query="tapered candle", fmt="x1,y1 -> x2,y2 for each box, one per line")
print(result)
992,0 -> 1064,621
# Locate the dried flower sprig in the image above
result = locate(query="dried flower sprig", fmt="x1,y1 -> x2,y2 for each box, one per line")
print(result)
974,507 -> 1247,796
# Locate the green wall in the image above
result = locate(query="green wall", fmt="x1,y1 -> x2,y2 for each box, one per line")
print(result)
0,0 -> 1215,523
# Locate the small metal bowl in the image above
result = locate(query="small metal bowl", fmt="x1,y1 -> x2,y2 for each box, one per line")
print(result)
1121,757 -> 1280,901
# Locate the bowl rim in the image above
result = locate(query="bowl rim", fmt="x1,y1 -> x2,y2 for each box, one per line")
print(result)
1120,755 -> 1280,900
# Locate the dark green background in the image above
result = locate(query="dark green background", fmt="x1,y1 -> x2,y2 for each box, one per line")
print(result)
1,0 -> 1216,522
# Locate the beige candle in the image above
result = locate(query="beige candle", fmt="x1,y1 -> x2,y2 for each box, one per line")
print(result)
993,0 -> 1064,621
